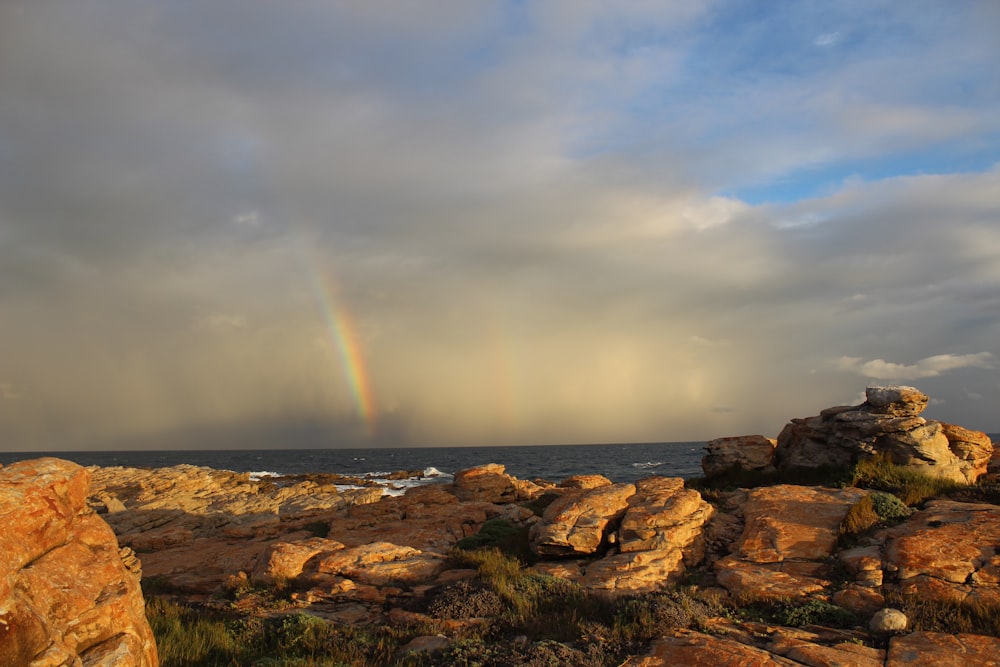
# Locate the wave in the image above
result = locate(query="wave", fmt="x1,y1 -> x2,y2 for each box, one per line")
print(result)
631,461 -> 664,469
247,470 -> 282,481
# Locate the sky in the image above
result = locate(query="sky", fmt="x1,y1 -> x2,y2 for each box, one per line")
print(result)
1,1 -> 998,452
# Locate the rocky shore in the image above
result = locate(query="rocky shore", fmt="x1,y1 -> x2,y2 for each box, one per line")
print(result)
2,386 -> 1000,666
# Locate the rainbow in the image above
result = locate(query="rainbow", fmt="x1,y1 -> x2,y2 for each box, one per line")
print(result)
302,249 -> 377,439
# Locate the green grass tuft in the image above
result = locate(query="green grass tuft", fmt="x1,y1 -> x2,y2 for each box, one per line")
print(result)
851,454 -> 963,506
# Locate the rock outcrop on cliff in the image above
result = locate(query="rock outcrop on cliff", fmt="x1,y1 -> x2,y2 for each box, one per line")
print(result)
0,458 -> 157,667
772,385 -> 992,483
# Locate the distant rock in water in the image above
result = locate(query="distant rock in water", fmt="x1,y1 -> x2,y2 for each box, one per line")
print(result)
0,458 -> 158,667
703,385 -> 994,484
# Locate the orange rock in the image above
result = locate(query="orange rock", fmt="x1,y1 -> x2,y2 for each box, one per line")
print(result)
714,556 -> 829,602
618,476 -> 713,557
623,630 -> 800,666
887,631 -> 1000,666
885,500 -> 1000,587
452,464 -> 517,503
738,485 -> 865,563
581,547 -> 686,595
0,458 -> 157,667
316,542 -> 446,586
530,483 -> 636,556
940,423 -> 994,483
772,637 -> 885,667
559,474 -> 612,490
253,537 -> 345,584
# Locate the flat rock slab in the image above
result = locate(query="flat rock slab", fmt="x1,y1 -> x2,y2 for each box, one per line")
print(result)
887,632 -> 1000,666
885,500 -> 1000,586
714,556 -> 829,601
623,630 -> 800,666
738,485 -> 866,563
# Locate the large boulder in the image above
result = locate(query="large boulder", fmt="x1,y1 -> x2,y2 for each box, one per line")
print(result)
774,386 -> 992,483
886,631 -> 1000,666
452,464 -> 517,503
714,484 -> 865,601
883,500 -> 1000,606
702,435 -> 777,478
530,483 -> 636,557
0,458 -> 158,667
737,485 -> 866,563
617,477 -> 714,557
623,629 -> 801,666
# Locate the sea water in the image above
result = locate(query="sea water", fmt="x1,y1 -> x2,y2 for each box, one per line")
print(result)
0,442 -> 707,488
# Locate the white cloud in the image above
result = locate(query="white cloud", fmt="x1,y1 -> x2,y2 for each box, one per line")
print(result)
232,211 -> 261,229
837,353 -> 995,380
814,32 -> 840,47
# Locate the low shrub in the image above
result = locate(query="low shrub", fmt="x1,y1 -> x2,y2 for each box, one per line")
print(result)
427,579 -> 506,620
735,597 -> 855,629
841,495 -> 880,537
841,491 -> 913,540
146,597 -> 252,666
455,518 -> 534,563
688,465 -> 852,492
887,593 -> 1000,637
780,598 -> 856,628
146,597 -> 413,666
521,491 -> 560,517
851,455 -> 963,506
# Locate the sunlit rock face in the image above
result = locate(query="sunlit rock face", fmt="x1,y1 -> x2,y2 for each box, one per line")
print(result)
530,482 -> 637,557
773,386 -> 993,484
713,484 -> 866,602
0,458 -> 158,667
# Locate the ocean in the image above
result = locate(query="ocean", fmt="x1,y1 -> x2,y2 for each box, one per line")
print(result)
0,442 -> 707,487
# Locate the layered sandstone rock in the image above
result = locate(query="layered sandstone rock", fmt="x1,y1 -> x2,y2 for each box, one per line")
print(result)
89,464 -> 384,546
886,631 -> 1000,666
580,477 -> 715,594
626,626 -> 1000,667
0,458 -> 157,667
702,435 -> 777,478
623,629 -> 801,666
530,483 -> 637,557
883,500 -> 1000,606
452,464 -> 518,503
714,485 -> 865,601
617,477 -> 714,556
772,386 -> 993,483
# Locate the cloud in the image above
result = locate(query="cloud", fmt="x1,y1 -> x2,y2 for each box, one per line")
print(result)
837,353 -> 996,380
814,32 -> 840,47
0,1 -> 998,449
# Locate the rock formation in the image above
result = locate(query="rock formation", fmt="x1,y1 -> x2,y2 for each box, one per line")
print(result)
8,383 -> 995,666
701,435 -> 777,477
704,385 -> 995,484
0,458 -> 157,667
713,485 -> 866,602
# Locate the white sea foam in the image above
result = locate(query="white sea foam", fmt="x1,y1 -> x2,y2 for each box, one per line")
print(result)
247,470 -> 282,481
631,461 -> 664,469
